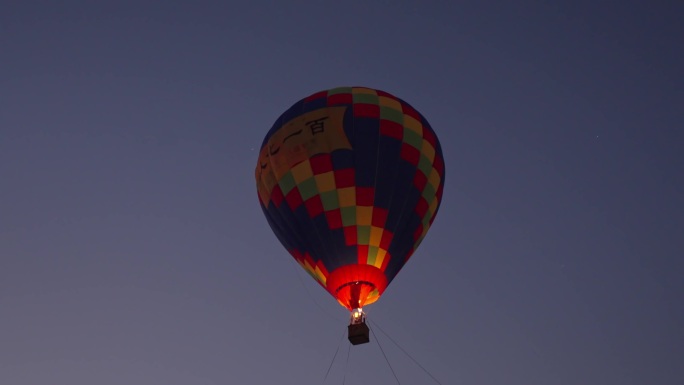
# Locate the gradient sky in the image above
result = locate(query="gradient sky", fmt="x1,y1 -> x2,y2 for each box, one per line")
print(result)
2,1 -> 682,384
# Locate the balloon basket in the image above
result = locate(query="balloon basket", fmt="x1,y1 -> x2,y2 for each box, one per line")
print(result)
348,321 -> 370,345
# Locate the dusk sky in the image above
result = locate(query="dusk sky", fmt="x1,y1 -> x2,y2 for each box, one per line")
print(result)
2,1 -> 682,384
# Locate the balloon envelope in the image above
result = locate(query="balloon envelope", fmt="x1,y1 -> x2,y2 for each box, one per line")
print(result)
256,87 -> 445,310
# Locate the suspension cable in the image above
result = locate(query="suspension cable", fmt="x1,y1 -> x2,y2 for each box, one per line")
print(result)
322,328 -> 347,384
288,257 -> 340,322
342,338 -> 351,385
368,323 -> 402,385
369,319 -> 444,385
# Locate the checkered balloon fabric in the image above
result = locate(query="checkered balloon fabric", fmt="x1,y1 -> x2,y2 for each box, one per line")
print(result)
256,87 -> 445,310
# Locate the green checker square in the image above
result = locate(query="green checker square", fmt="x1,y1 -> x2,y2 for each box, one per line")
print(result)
418,155 -> 433,177
421,207 -> 433,223
320,190 -> 340,211
278,172 -> 297,195
421,183 -> 436,202
341,207 -> 356,226
380,106 -> 404,124
298,178 -> 318,201
357,226 -> 371,245
403,128 -> 423,149
353,93 -> 379,105
328,87 -> 352,95
367,246 -> 379,266
414,235 -> 426,249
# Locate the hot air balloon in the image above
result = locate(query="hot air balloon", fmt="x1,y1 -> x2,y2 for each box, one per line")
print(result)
256,87 -> 444,344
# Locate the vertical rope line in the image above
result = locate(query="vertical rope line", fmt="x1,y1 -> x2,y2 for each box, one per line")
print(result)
369,323 -> 401,385
369,319 -> 444,385
322,328 -> 347,384
342,339 -> 351,385
288,257 -> 339,322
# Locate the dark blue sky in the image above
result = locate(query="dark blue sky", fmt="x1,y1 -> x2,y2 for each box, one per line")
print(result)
1,1 -> 682,384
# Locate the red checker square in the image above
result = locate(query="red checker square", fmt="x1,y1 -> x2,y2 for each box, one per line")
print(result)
285,189 -> 303,209
413,171 -> 428,191
380,119 -> 403,140
310,153 -> 333,174
422,127 -> 437,147
415,197 -> 429,218
380,231 -> 393,250
433,155 -> 445,175
304,195 -> 324,218
305,90 -> 327,102
357,245 -> 369,264
404,248 -> 415,262
328,93 -> 353,105
270,184 -> 285,207
380,251 -> 392,271
375,89 -> 393,98
290,249 -> 302,260
401,103 -> 422,121
371,207 -> 388,228
436,182 -> 444,200
343,226 -> 357,246
315,261 -> 329,277
413,224 -> 424,241
303,252 -> 316,267
400,143 -> 421,165
334,168 -> 355,188
353,103 -> 380,118
356,187 -> 374,206
325,210 -> 343,229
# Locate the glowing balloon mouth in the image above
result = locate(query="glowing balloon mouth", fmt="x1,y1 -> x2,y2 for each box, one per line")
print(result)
334,281 -> 376,310
326,265 -> 388,310
335,281 -> 376,293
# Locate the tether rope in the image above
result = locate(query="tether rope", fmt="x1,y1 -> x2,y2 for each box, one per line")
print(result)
342,338 -> 351,385
369,322 -> 401,385
322,328 -> 347,384
369,319 -> 444,385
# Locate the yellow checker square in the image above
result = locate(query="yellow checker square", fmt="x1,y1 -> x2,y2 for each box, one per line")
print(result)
314,265 -> 327,285
414,231 -> 427,248
428,198 -> 439,216
428,168 -> 441,190
421,140 -> 436,163
291,160 -> 313,183
356,206 -> 373,226
353,87 -> 377,95
314,171 -> 336,192
301,259 -> 314,273
369,226 -> 384,247
337,187 -> 356,207
373,249 -> 388,269
367,246 -> 379,264
403,114 -> 423,135
366,290 -> 380,306
379,96 -> 402,111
